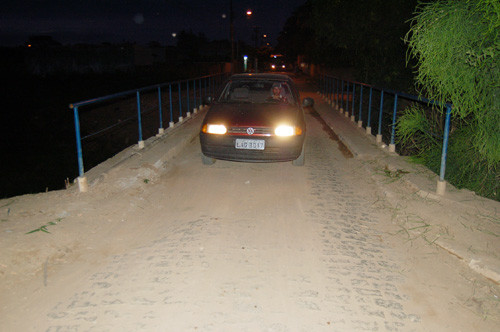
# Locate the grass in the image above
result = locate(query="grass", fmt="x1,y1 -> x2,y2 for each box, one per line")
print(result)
26,218 -> 63,234
374,165 -> 410,184
476,228 -> 500,238
0,200 -> 16,209
478,213 -> 500,226
395,215 -> 432,242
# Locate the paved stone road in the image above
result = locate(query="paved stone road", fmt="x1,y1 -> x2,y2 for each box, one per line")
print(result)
19,106 -> 425,332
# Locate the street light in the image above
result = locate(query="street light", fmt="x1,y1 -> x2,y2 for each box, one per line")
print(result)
229,1 -> 255,74
230,0 -> 235,73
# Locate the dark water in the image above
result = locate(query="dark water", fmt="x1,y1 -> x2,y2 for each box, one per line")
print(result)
0,68 -> 187,198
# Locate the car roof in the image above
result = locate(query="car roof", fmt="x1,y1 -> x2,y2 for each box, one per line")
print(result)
229,73 -> 293,82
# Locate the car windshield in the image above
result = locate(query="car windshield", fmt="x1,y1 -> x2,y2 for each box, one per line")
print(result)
218,80 -> 295,104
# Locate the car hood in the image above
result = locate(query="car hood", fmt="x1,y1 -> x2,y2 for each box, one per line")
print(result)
204,103 -> 301,127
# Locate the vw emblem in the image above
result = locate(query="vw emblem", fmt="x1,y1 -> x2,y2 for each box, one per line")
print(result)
246,127 -> 255,135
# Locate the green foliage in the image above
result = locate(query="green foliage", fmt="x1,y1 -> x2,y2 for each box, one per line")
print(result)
396,104 -> 441,154
398,0 -> 499,200
404,0 -> 500,164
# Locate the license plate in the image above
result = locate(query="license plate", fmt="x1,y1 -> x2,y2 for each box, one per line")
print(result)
235,139 -> 265,150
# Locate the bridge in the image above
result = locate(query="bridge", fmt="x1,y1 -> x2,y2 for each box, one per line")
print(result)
1,75 -> 499,330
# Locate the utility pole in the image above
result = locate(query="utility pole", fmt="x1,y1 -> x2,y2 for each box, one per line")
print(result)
230,0 -> 235,73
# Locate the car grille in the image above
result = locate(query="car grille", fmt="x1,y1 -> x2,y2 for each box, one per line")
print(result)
228,126 -> 273,136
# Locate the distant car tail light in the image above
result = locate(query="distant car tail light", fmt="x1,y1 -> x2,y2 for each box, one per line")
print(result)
275,125 -> 295,137
203,124 -> 227,135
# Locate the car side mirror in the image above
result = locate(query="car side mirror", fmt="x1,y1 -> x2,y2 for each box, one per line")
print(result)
203,96 -> 213,105
302,97 -> 314,107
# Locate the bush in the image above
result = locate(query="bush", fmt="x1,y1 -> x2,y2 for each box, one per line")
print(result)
399,107 -> 498,200
399,0 -> 499,200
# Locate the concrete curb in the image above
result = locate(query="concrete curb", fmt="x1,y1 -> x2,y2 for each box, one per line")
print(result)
81,108 -> 207,190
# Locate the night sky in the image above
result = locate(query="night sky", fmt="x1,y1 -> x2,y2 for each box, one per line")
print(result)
0,0 -> 307,46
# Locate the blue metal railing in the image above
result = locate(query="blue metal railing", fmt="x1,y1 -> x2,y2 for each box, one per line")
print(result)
70,72 -> 228,181
319,75 -> 452,185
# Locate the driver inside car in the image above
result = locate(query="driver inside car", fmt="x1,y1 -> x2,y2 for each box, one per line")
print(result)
270,83 -> 288,102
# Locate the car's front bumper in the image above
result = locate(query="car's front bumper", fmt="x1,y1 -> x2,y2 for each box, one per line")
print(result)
200,133 -> 304,162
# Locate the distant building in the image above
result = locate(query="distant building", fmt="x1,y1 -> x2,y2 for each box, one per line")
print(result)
23,39 -> 136,75
26,35 -> 61,48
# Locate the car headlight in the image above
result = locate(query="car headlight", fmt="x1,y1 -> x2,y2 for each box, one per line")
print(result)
203,124 -> 227,135
275,125 -> 295,136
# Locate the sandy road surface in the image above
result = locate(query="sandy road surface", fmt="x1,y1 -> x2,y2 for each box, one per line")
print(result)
1,82 -> 499,331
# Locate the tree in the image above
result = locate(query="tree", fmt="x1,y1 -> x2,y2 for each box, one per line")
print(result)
176,30 -> 208,62
310,0 -> 417,88
276,1 -> 315,64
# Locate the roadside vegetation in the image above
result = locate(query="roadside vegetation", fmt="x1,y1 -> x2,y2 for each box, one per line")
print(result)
400,0 -> 499,200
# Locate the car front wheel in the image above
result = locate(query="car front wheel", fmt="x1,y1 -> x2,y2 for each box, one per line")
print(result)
292,145 -> 305,166
201,154 -> 215,165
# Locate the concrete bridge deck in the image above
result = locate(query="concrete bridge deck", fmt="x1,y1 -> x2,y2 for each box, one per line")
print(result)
0,76 -> 498,331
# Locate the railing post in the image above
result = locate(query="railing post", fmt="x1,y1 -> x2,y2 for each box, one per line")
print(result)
331,77 -> 334,105
358,85 -> 363,128
193,79 -> 198,113
325,75 -> 332,100
157,86 -> 164,135
72,105 -> 88,192
340,79 -> 344,113
178,81 -> 183,122
325,75 -> 328,97
186,80 -> 191,117
136,90 -> 144,149
328,77 -> 332,105
437,105 -> 452,195
211,76 -> 214,97
325,76 -> 328,101
389,93 -> 398,152
335,78 -> 339,110
345,81 -> 350,117
351,83 -> 356,121
367,87 -> 373,135
200,78 -> 203,107
323,74 -> 329,96
169,84 -> 174,128
377,90 -> 384,143
322,75 -> 326,98
204,77 -> 208,102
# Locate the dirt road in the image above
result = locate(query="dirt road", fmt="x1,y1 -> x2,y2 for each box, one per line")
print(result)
1,83 -> 498,331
